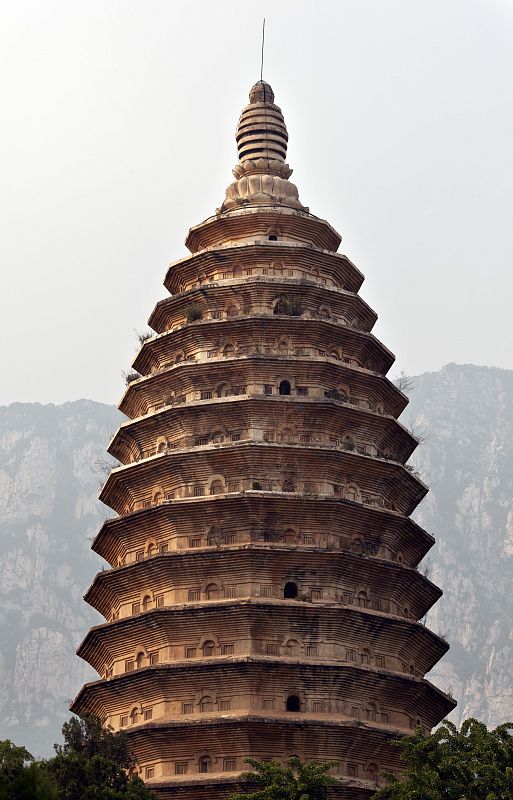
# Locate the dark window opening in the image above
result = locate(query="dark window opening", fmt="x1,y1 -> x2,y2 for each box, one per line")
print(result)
284,581 -> 298,599
279,380 -> 291,396
199,756 -> 211,773
268,234 -> 278,241
286,695 -> 300,712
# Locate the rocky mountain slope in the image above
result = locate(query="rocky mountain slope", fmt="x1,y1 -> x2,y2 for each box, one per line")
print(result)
0,365 -> 511,755
409,363 -> 513,728
0,401 -> 120,756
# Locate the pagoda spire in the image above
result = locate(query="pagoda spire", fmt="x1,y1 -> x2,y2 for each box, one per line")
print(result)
220,81 -> 307,213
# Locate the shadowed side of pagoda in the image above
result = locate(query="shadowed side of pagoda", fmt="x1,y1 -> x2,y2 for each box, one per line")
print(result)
73,80 -> 455,798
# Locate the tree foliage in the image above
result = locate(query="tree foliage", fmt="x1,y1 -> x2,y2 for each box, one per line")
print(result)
54,715 -> 134,767
0,739 -> 58,800
0,715 -> 155,800
373,718 -> 513,800
44,715 -> 154,800
228,756 -> 337,800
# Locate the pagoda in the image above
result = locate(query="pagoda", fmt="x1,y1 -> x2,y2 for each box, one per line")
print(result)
72,81 -> 455,798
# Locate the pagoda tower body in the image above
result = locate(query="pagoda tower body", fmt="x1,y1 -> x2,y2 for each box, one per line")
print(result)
73,82 -> 455,798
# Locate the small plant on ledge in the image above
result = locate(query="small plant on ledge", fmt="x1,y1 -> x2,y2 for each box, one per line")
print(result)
122,369 -> 141,385
184,303 -> 203,322
274,295 -> 304,316
136,329 -> 154,345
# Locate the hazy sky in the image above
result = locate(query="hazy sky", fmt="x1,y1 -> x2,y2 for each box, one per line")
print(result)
1,0 -> 512,406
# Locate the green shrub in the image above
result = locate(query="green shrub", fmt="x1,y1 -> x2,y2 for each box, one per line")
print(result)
184,303 -> 203,322
274,295 -> 304,316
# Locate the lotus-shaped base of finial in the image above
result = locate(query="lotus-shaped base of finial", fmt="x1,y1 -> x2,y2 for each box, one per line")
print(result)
220,159 -> 306,213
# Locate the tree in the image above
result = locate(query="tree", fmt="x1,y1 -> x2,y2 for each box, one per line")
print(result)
0,739 -> 58,800
54,715 -> 133,766
393,371 -> 414,394
372,718 -> 513,800
228,756 -> 337,800
43,714 -> 155,800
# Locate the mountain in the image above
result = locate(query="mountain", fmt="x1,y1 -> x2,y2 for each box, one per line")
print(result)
0,400 -> 121,757
0,364 -> 511,756
409,363 -> 513,727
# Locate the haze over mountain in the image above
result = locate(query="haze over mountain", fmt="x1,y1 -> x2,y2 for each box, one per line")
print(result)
0,363 -> 511,756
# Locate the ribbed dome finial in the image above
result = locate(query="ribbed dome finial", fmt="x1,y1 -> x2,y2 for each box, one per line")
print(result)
249,80 -> 274,104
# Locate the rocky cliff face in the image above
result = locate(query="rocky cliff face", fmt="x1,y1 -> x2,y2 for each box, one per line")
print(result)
0,401 -> 120,757
408,363 -> 513,727
0,366 -> 511,755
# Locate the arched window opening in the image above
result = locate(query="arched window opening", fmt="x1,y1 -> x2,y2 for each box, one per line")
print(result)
135,652 -> 144,669
268,233 -> 278,241
153,491 -> 163,505
286,695 -> 300,712
366,703 -> 376,721
367,763 -> 378,781
357,591 -> 368,608
203,640 -> 215,657
130,708 -> 138,725
207,526 -> 221,546
343,436 -> 356,451
346,485 -> 358,501
200,696 -> 213,713
199,756 -> 211,773
361,649 -> 371,665
284,582 -> 298,599
284,528 -> 296,544
226,305 -> 238,318
206,584 -> 220,601
223,343 -> 235,356
282,480 -> 294,493
157,441 -> 166,454
210,480 -> 224,496
282,428 -> 293,443
286,639 -> 300,656
279,380 -> 291,396
142,595 -> 151,612
353,538 -> 363,555
147,544 -> 156,558
216,383 -> 230,398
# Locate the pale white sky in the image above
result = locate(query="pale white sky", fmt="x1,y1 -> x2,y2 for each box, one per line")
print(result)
1,0 -> 512,405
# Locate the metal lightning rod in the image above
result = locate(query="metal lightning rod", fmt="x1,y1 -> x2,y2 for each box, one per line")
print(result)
260,18 -> 266,82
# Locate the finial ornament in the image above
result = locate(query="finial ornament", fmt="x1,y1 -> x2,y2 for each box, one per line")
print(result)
220,82 -> 307,213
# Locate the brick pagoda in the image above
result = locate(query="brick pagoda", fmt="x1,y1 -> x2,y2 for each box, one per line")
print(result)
72,80 -> 455,798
